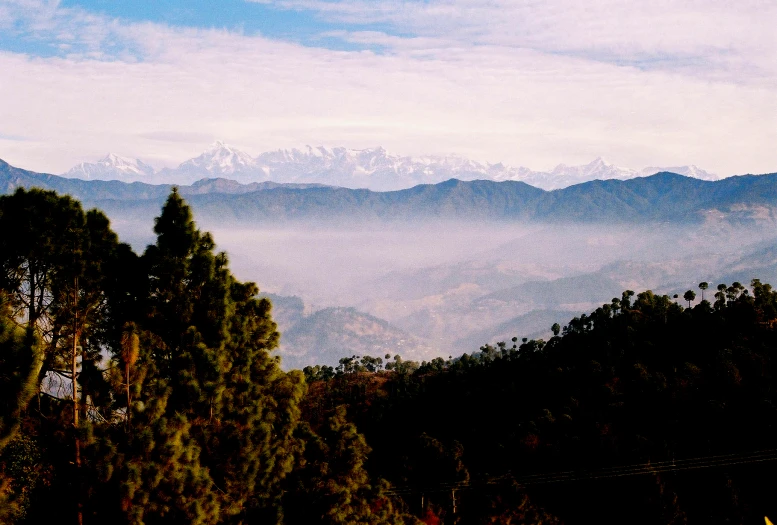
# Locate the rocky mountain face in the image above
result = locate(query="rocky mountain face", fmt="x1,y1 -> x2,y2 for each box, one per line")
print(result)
61,142 -> 720,190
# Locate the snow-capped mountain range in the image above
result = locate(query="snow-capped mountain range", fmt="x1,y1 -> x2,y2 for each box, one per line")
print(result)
65,153 -> 156,182
63,141 -> 720,191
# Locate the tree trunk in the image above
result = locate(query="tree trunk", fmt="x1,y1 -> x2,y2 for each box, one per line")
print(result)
126,360 -> 131,431
28,263 -> 35,328
72,278 -> 83,525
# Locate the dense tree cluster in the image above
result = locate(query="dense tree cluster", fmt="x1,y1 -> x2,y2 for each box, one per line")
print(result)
0,188 -> 414,525
303,284 -> 777,524
4,187 -> 777,524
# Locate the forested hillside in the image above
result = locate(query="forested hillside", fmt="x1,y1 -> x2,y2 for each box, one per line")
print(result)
303,284 -> 777,524
2,188 -> 777,524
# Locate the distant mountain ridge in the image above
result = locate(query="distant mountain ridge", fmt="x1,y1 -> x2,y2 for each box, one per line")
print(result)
2,157 -> 775,225
60,141 -> 719,190
0,158 -> 327,201
65,153 -> 155,182
171,173 -> 777,225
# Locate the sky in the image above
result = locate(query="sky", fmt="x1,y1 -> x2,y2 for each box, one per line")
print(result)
0,0 -> 775,176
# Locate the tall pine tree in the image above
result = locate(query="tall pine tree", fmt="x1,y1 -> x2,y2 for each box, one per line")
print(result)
104,189 -> 305,524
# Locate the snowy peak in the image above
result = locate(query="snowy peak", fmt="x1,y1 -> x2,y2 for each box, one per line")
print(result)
176,141 -> 256,176
256,145 -> 390,167
61,142 -> 721,190
583,156 -> 615,174
484,158 -> 721,191
551,157 -> 632,179
63,153 -> 154,182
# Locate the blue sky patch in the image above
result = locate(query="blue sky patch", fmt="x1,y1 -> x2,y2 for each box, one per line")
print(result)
54,0 -> 399,52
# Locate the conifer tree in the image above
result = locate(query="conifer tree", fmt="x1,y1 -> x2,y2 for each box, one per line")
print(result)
0,189 -> 122,408
208,277 -> 306,522
0,189 -> 125,525
0,188 -> 80,334
699,282 -> 709,302
104,189 -> 305,524
104,189 -> 233,523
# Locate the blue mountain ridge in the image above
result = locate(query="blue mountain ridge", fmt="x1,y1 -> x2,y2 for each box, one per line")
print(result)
2,158 -> 776,224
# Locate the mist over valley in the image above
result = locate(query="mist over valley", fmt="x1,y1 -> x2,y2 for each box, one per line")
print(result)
4,156 -> 777,368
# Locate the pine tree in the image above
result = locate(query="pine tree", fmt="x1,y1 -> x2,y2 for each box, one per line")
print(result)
208,277 -> 306,522
0,189 -> 122,410
105,189 -> 305,524
101,189 -> 229,524
0,188 -> 125,525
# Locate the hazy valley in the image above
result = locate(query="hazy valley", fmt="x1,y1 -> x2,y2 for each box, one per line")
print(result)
4,157 -> 777,369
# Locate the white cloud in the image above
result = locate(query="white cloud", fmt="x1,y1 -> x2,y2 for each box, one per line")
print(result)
259,0 -> 777,81
0,0 -> 775,177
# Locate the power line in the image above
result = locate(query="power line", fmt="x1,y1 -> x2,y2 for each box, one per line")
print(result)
383,448 -> 777,496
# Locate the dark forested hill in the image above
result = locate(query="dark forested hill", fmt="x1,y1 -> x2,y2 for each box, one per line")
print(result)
303,282 -> 777,524
2,158 -> 777,224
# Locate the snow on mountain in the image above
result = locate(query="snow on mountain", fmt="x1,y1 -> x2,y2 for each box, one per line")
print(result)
253,147 -> 556,190
502,157 -> 639,190
496,158 -> 720,190
252,150 -> 719,191
640,165 -> 719,181
62,142 -> 720,191
254,146 -> 449,190
63,153 -> 155,182
157,141 -> 259,183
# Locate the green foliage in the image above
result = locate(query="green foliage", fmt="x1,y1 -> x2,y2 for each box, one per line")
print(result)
0,295 -> 42,451
96,189 -> 306,525
385,354 -> 419,375
0,187 -> 125,421
0,188 -> 311,525
335,355 -> 386,375
0,188 -> 85,327
0,434 -> 45,523
284,407 -> 417,525
303,364 -> 336,383
698,281 -> 709,301
0,296 -> 44,522
303,284 -> 777,524
683,289 -> 696,307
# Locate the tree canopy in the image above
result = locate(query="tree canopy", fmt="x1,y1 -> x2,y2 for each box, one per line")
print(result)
0,189 -> 412,525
